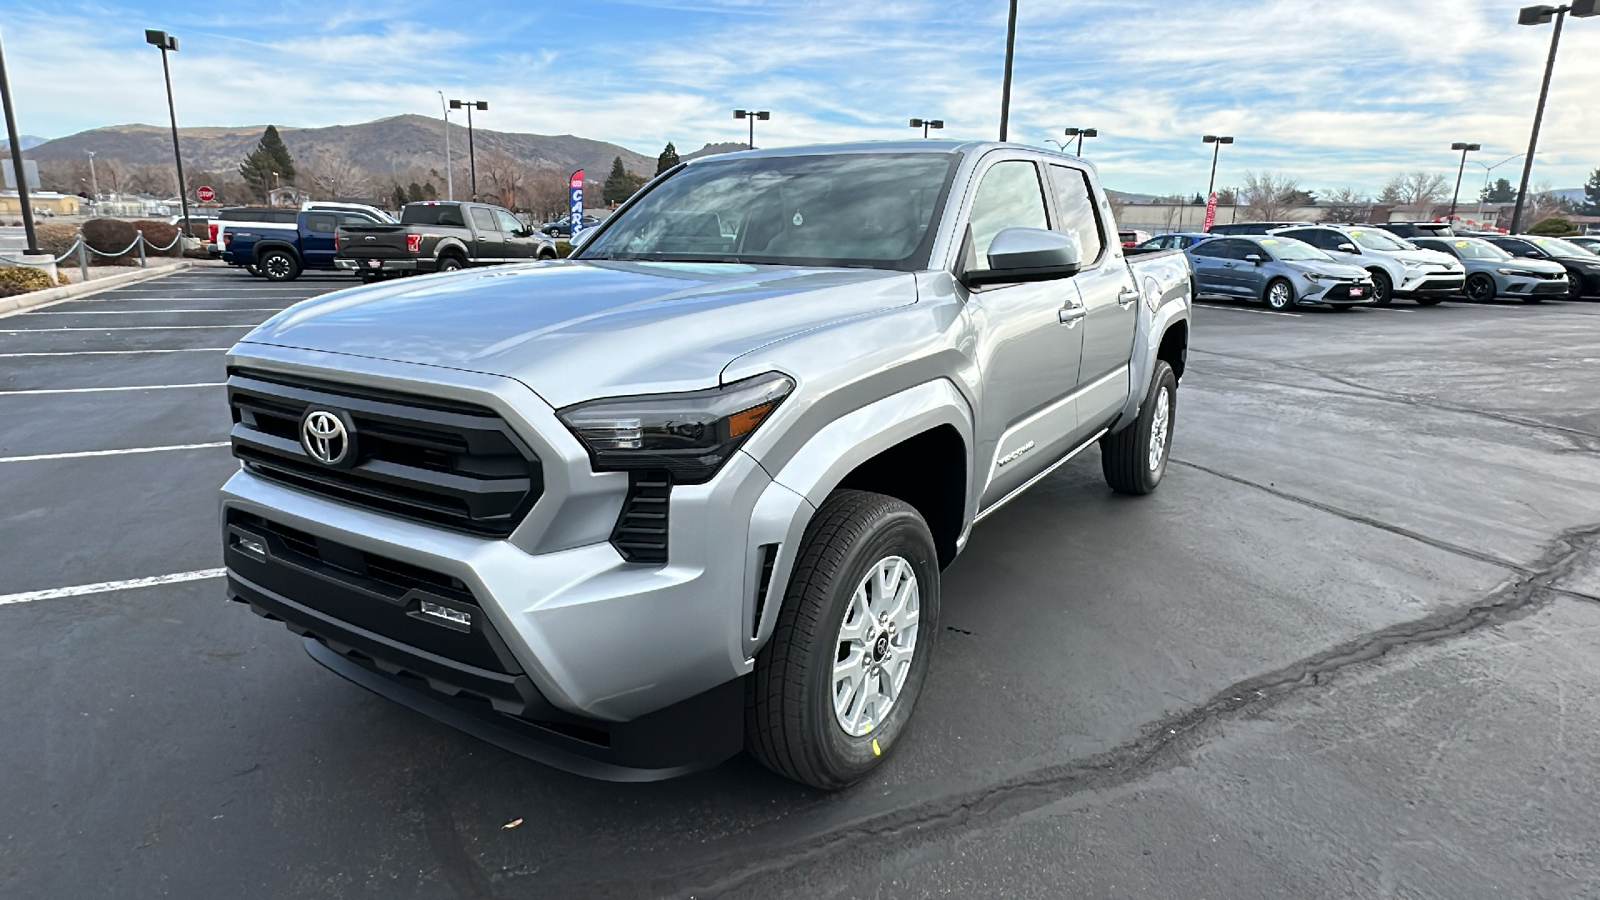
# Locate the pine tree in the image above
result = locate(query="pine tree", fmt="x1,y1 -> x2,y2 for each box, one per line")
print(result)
656,142 -> 681,176
407,182 -> 425,203
1582,167 -> 1600,216
238,125 -> 297,201
391,183 -> 408,210
1480,177 -> 1516,204
603,156 -> 645,204
258,125 -> 295,183
422,181 -> 438,201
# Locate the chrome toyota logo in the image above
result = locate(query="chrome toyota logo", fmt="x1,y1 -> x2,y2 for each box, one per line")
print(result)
300,409 -> 353,466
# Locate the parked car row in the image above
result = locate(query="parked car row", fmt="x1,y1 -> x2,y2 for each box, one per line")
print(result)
1137,222 -> 1600,308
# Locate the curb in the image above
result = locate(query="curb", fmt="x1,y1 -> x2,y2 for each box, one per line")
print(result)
0,261 -> 197,318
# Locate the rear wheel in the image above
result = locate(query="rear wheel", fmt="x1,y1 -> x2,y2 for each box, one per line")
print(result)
1369,270 -> 1393,306
1464,273 -> 1496,302
1101,360 -> 1177,495
746,491 -> 939,789
259,250 -> 300,282
1264,278 -> 1294,311
437,255 -> 464,273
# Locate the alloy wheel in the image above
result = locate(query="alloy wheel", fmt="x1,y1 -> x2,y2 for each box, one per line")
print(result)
832,556 -> 920,737
1148,387 -> 1171,472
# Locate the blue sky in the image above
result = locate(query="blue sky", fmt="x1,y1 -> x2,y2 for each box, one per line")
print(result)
5,0 -> 1598,196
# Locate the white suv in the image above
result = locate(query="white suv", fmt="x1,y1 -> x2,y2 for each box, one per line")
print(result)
1273,224 -> 1463,305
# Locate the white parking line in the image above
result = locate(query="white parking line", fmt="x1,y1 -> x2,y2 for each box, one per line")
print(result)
1194,303 -> 1301,318
0,442 -> 229,464
1366,306 -> 1414,313
0,325 -> 256,333
0,348 -> 231,357
0,568 -> 226,607
0,383 -> 224,396
24,308 -> 285,315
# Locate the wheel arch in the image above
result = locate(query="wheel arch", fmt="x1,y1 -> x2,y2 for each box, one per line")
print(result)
251,240 -> 300,264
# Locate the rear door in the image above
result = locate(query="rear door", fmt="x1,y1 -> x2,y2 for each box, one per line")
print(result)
1189,238 -> 1242,295
468,206 -> 504,263
301,212 -> 339,268
960,155 -> 1087,513
1045,162 -> 1132,433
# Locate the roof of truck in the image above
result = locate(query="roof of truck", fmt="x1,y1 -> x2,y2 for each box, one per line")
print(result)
686,139 -> 1086,164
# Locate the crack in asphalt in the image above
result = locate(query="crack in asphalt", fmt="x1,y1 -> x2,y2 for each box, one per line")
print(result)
1169,459 -> 1531,574
1186,348 -> 1600,451
647,522 -> 1600,899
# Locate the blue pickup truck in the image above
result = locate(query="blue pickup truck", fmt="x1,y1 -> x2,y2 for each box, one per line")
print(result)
222,207 -> 388,281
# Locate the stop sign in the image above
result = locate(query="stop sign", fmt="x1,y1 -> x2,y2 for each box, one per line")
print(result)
196,186 -> 215,202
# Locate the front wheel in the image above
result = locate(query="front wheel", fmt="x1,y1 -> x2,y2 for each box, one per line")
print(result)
1567,270 -> 1584,301
1264,278 -> 1294,310
259,250 -> 300,282
1369,270 -> 1393,306
1101,360 -> 1177,495
746,491 -> 939,790
1464,273 -> 1496,303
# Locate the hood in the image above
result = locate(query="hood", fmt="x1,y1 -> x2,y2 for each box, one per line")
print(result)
1392,248 -> 1459,268
240,261 -> 917,408
1488,256 -> 1569,275
1284,258 -> 1369,279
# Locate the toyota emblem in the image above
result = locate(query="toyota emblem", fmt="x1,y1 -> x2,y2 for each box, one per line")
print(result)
300,409 -> 355,466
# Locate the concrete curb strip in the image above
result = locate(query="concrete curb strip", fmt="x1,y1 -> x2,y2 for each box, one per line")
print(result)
0,261 -> 196,319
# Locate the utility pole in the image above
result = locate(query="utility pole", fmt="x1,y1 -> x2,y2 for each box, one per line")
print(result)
0,28 -> 39,254
1447,142 -> 1480,220
145,29 -> 191,231
449,99 -> 488,201
998,0 -> 1018,141
438,91 -> 453,201
1509,2 -> 1598,232
86,150 -> 100,203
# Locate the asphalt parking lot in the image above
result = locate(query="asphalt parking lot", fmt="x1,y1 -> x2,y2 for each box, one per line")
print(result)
3,269 -> 1599,898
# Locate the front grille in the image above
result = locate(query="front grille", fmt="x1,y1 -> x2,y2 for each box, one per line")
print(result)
611,470 -> 672,564
228,367 -> 542,537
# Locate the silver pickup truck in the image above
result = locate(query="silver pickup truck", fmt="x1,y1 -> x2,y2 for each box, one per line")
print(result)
220,141 -> 1192,789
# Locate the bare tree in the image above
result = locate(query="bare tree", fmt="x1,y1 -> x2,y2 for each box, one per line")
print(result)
1238,172 -> 1303,221
525,169 -> 572,220
1379,172 -> 1450,218
1158,195 -> 1188,232
305,149 -> 370,201
1319,187 -> 1373,223
1522,181 -> 1564,224
478,149 -> 526,210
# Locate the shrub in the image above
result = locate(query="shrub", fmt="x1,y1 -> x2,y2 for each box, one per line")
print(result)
0,265 -> 55,296
1528,217 -> 1577,236
132,219 -> 183,257
35,222 -> 80,259
81,218 -> 141,266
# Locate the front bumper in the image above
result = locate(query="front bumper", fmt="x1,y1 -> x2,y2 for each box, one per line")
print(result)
1396,271 -> 1465,296
1299,280 -> 1376,306
1495,272 -> 1569,297
335,257 -> 431,274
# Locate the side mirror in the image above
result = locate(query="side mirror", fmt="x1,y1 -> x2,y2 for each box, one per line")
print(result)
1526,249 -> 1546,258
1244,253 -> 1264,265
1337,243 -> 1359,253
569,227 -> 600,252
964,227 -> 1083,288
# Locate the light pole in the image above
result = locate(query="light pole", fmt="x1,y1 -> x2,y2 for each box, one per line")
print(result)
448,99 -> 488,201
733,109 -> 770,149
1473,153 -> 1524,224
1203,134 -> 1234,200
438,91 -> 453,201
909,118 -> 945,138
1447,142 -> 1480,219
999,0 -> 1018,140
85,150 -> 99,203
1510,2 -> 1598,233
0,28 -> 38,254
1064,127 -> 1098,156
144,29 -> 191,230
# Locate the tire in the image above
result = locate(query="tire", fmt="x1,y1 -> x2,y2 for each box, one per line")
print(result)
1523,295 -> 1544,305
259,250 -> 300,282
1566,269 -> 1583,302
359,273 -> 384,284
746,490 -> 940,790
437,255 -> 464,273
538,249 -> 557,261
1264,278 -> 1294,311
1415,295 -> 1445,307
1101,360 -> 1177,495
1464,273 -> 1496,303
246,263 -> 262,278
1369,269 -> 1393,306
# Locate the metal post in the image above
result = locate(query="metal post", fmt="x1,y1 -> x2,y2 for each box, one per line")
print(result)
1076,132 -> 1085,156
466,104 -> 477,202
998,0 -> 1018,141
1449,147 -> 1469,219
439,91 -> 453,201
748,116 -> 755,150
1511,6 -> 1566,234
1206,141 -> 1221,200
158,45 -> 192,235
86,150 -> 99,205
77,237 -> 87,281
0,29 -> 40,254
137,229 -> 146,267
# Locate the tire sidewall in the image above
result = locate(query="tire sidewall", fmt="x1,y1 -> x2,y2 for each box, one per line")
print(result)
799,506 -> 940,784
1265,278 -> 1293,310
1140,363 -> 1178,489
260,251 -> 297,282
438,256 -> 463,272
1466,273 -> 1495,302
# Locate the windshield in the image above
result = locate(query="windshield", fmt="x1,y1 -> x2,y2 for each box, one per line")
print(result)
1527,236 -> 1586,257
1450,239 -> 1511,260
1258,237 -> 1329,262
577,153 -> 959,269
1346,229 -> 1413,251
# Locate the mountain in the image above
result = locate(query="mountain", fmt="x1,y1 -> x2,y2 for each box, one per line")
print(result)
26,115 -> 655,181
0,135 -> 49,152
682,142 -> 747,161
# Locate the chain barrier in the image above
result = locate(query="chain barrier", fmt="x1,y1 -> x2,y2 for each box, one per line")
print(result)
0,229 -> 195,279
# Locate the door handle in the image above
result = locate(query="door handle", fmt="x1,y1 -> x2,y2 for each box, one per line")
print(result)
1117,288 -> 1140,308
1058,306 -> 1086,327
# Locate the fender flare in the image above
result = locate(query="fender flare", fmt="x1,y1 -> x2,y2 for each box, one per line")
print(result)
742,379 -> 975,652
251,240 -> 301,265
433,237 -> 471,263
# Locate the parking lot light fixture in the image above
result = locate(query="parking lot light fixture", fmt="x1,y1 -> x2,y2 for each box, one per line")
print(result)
448,99 -> 488,201
144,28 -> 191,235
733,109 -> 770,150
0,29 -> 39,253
1202,134 -> 1234,202
1448,142 -> 1481,219
1063,127 -> 1098,156
1510,2 -> 1597,232
909,118 -> 945,139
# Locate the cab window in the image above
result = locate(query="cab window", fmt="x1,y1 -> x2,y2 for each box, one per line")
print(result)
965,160 -> 1050,272
1045,164 -> 1107,265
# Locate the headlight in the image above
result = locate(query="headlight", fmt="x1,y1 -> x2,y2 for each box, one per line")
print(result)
558,371 -> 795,483
1300,272 -> 1323,282
1401,259 -> 1426,269
1496,268 -> 1519,275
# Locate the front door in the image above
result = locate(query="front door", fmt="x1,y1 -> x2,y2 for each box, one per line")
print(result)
494,209 -> 534,259
961,156 -> 1087,513
1046,163 -> 1132,433
469,206 -> 505,263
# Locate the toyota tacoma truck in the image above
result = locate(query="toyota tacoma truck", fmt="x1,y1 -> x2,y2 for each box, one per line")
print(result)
335,200 -> 557,281
220,141 -> 1192,789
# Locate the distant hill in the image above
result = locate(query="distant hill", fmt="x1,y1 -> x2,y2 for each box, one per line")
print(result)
0,135 -> 49,152
27,115 -> 656,181
682,142 -> 747,161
